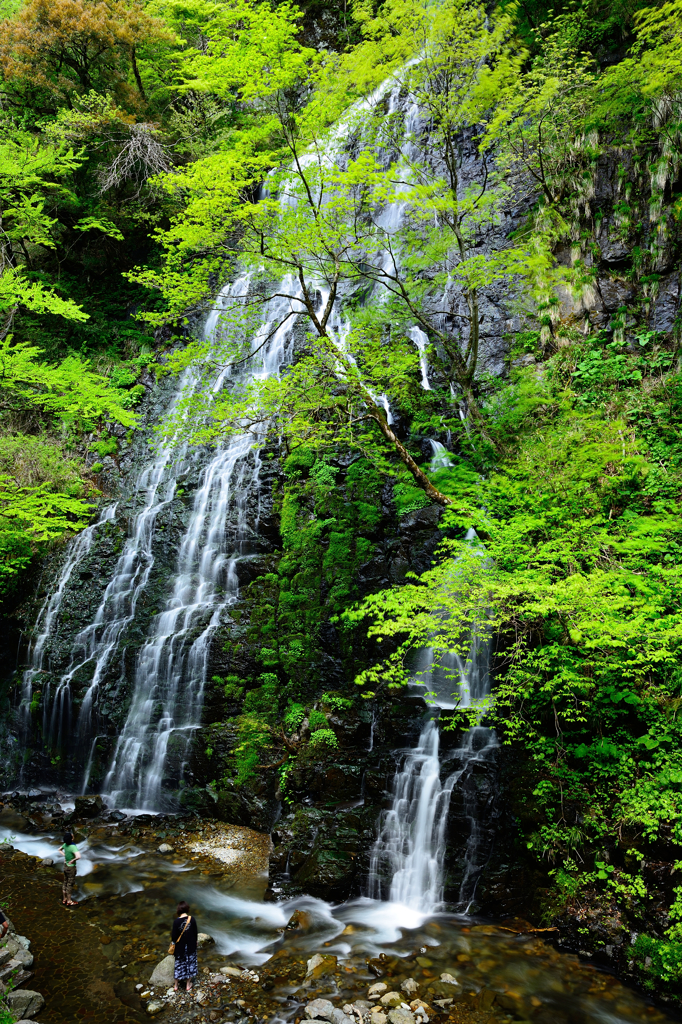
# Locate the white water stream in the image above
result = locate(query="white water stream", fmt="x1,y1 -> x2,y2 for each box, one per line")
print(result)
368,584 -> 496,914
102,276 -> 300,808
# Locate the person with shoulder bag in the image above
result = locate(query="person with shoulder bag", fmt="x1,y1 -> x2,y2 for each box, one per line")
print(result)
170,901 -> 198,992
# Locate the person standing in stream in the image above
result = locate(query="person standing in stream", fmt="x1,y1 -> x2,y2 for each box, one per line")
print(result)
171,901 -> 198,993
58,832 -> 81,906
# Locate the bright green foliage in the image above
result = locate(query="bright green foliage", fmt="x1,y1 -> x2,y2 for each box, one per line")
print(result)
271,454 -> 382,683
283,702 -> 305,732
347,329 -> 682,981
230,452 -> 380,779
308,709 -> 328,732
0,339 -> 138,429
0,129 -> 89,328
137,0 -> 551,493
320,692 -> 353,712
242,673 -> 279,718
232,714 -> 273,784
632,934 -> 682,989
222,676 -> 244,700
309,728 -> 339,749
0,433 -> 94,590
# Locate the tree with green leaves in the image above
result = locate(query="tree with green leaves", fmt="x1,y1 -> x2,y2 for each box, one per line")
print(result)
133,0 -> 553,502
0,0 -> 172,113
0,129 -> 91,338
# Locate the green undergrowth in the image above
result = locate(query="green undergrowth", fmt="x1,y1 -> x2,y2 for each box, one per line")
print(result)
349,327 -> 682,996
247,451 -> 383,694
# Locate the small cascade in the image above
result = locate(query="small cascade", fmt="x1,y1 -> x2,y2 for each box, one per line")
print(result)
368,547 -> 496,914
368,718 -> 456,912
19,504 -> 117,750
429,439 -> 453,469
28,367 -> 195,767
409,326 -> 432,391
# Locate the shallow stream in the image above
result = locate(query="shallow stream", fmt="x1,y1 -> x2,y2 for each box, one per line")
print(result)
0,812 -> 676,1024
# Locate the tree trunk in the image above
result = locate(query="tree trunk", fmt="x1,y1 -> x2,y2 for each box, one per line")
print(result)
368,406 -> 453,506
130,47 -> 146,101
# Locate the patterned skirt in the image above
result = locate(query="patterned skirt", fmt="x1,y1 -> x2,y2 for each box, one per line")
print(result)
174,951 -> 198,980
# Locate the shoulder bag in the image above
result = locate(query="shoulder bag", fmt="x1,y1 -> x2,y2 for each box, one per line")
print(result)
168,915 -> 192,955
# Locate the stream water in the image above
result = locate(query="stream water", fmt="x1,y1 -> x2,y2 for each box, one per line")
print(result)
2,632 -> 672,1024
0,806 -> 675,1024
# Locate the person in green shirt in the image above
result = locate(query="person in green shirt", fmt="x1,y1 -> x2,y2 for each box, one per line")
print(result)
58,832 -> 81,907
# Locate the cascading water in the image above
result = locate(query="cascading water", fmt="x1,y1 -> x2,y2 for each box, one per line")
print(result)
103,277 -> 298,808
368,510 -> 497,914
18,504 -> 117,755
15,71 -> 497,892
368,641 -> 496,913
409,326 -> 432,391
16,272 -> 300,806
21,361 -> 197,777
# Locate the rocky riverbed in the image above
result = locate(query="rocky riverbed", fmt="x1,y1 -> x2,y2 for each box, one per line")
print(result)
0,797 -> 677,1024
0,913 -> 45,1022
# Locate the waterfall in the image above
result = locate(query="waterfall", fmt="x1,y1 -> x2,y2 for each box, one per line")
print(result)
409,326 -> 432,391
368,673 -> 496,914
15,76 -> 491,835
368,529 -> 496,914
17,272 -> 298,806
102,276 -> 297,808
368,719 -> 455,911
19,504 -> 117,753
26,363 -> 195,774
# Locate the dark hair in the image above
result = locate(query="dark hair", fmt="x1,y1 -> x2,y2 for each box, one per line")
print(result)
63,832 -> 73,843
176,901 -> 190,917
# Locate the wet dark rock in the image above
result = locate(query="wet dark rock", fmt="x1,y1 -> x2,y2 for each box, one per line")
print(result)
74,794 -> 104,818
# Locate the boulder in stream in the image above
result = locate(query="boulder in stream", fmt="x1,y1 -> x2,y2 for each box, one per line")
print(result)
305,998 -> 335,1020
5,989 -> 44,1019
74,795 -> 104,819
380,992 -> 402,1008
388,1011 -> 415,1024
305,953 -> 337,980
149,955 -> 175,987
